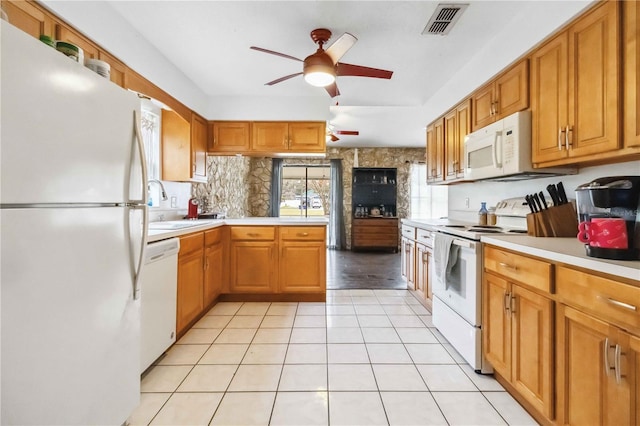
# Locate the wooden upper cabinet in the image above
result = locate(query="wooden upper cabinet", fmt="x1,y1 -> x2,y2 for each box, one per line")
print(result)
161,109 -> 191,182
532,1 -> 620,166
251,121 -> 325,153
55,24 -> 99,60
426,118 -> 444,183
444,99 -> 471,181
98,50 -> 127,88
288,122 -> 325,152
2,0 -> 53,38
567,0 -> 620,157
251,122 -> 288,151
191,113 -> 208,182
624,0 -> 640,149
471,59 -> 529,131
209,121 -> 250,152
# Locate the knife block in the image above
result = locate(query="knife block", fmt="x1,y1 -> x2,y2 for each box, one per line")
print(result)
526,203 -> 578,237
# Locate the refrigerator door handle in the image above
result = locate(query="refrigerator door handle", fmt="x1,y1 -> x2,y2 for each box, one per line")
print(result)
129,204 -> 148,300
131,110 -> 148,205
130,110 -> 148,300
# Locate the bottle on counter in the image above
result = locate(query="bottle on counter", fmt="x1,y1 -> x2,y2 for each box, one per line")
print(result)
478,202 -> 488,226
487,207 -> 497,225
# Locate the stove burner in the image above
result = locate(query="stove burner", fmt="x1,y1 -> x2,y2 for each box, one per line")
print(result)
444,225 -> 467,228
471,225 -> 502,229
507,229 -> 528,234
467,228 -> 503,233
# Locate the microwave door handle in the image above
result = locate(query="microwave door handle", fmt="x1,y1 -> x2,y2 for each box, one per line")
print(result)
492,131 -> 502,168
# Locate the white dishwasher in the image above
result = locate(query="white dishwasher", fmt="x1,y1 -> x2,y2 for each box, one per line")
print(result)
140,237 -> 180,373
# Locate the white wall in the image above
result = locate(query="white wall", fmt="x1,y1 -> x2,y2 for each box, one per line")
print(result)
206,96 -> 330,121
448,160 -> 640,222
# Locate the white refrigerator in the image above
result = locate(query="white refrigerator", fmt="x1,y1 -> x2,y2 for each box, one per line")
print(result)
0,22 -> 147,425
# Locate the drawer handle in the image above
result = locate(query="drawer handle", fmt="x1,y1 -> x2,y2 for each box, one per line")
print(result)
297,232 -> 309,237
498,262 -> 517,271
247,232 -> 260,237
604,297 -> 637,312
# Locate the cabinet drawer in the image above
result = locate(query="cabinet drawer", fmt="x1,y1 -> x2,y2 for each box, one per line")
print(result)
353,226 -> 398,235
556,266 -> 640,330
204,227 -> 223,245
416,228 -> 433,247
401,225 -> 416,239
179,232 -> 204,256
280,226 -> 326,241
353,235 -> 398,245
230,226 -> 275,241
484,246 -> 552,293
353,219 -> 398,227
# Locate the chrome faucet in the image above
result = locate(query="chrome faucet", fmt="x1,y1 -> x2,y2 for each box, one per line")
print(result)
147,179 -> 168,201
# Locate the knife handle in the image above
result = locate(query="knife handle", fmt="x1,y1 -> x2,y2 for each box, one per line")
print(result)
557,182 -> 569,204
539,192 -> 548,209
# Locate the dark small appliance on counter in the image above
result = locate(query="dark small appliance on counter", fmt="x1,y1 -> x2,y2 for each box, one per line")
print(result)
575,176 -> 640,260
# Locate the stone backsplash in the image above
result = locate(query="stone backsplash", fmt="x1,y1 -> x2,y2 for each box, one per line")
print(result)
194,147 -> 425,248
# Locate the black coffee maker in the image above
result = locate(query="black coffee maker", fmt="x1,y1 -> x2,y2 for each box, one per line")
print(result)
575,176 -> 640,260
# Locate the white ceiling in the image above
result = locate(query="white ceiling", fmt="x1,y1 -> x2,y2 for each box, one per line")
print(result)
44,1 -> 594,148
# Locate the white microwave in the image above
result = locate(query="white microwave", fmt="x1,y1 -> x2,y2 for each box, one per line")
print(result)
464,111 -> 576,181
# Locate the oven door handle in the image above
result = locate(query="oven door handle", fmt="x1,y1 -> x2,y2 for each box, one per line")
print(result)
452,239 -> 475,249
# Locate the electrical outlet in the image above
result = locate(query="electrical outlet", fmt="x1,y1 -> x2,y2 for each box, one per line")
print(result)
465,197 -> 470,208
170,196 -> 177,208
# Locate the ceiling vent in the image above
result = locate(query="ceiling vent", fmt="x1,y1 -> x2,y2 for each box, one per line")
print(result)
422,3 -> 469,36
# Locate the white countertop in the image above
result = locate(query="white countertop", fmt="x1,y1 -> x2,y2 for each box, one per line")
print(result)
401,218 -> 639,283
147,217 -> 329,243
481,234 -> 640,282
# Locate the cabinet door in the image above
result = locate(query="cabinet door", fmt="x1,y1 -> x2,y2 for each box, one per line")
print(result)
511,284 -> 554,419
414,243 -> 428,301
624,0 -> 640,149
177,251 -> 204,335
426,119 -> 444,183
531,33 -> 569,164
55,24 -> 99,59
280,241 -> 326,293
444,109 -> 458,180
483,272 -> 511,379
556,304 -> 631,426
161,109 -> 191,182
204,241 -> 223,307
230,241 -> 277,293
251,122 -> 288,151
400,238 -> 409,281
471,82 -> 495,131
191,113 -> 208,182
288,122 -> 325,152
567,1 -> 620,157
455,99 -> 471,178
495,59 -> 529,120
630,334 -> 640,424
210,121 -> 250,152
2,0 -> 53,38
406,239 -> 415,290
98,51 -> 127,88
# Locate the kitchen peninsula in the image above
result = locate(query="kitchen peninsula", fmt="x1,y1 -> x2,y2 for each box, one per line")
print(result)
149,217 -> 328,337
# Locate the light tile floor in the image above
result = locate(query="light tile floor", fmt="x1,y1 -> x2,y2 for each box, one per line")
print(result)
129,289 -> 539,426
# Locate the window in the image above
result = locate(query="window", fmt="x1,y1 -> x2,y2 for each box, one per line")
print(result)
280,165 -> 330,218
410,163 -> 448,219
140,99 -> 161,205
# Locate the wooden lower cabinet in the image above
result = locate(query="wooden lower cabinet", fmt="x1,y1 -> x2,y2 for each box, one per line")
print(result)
279,226 -> 326,293
414,242 -> 430,303
556,304 -> 636,425
400,236 -> 415,288
176,233 -> 204,336
352,218 -> 398,251
229,226 -> 277,293
483,272 -> 554,420
203,228 -> 223,307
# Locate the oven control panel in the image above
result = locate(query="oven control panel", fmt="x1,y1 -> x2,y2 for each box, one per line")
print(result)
494,197 -> 530,218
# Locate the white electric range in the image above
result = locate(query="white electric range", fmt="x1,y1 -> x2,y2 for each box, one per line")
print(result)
431,198 -> 530,373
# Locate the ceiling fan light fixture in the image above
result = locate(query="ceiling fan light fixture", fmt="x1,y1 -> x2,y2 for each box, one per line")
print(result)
303,52 -> 336,87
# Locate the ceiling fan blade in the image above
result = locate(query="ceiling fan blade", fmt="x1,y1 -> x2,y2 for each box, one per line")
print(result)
265,72 -> 303,86
336,62 -> 393,79
325,32 -> 357,64
250,46 -> 303,62
335,130 -> 359,136
325,82 -> 340,98
330,133 -> 340,142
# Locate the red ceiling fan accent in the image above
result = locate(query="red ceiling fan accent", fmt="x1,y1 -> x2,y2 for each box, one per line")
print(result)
250,28 -> 393,98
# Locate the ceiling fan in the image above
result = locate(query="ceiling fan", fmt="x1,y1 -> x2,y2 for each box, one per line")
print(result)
327,125 -> 359,142
250,28 -> 393,98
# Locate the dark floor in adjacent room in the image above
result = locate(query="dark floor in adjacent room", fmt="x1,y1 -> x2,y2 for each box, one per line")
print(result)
326,250 -> 406,290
